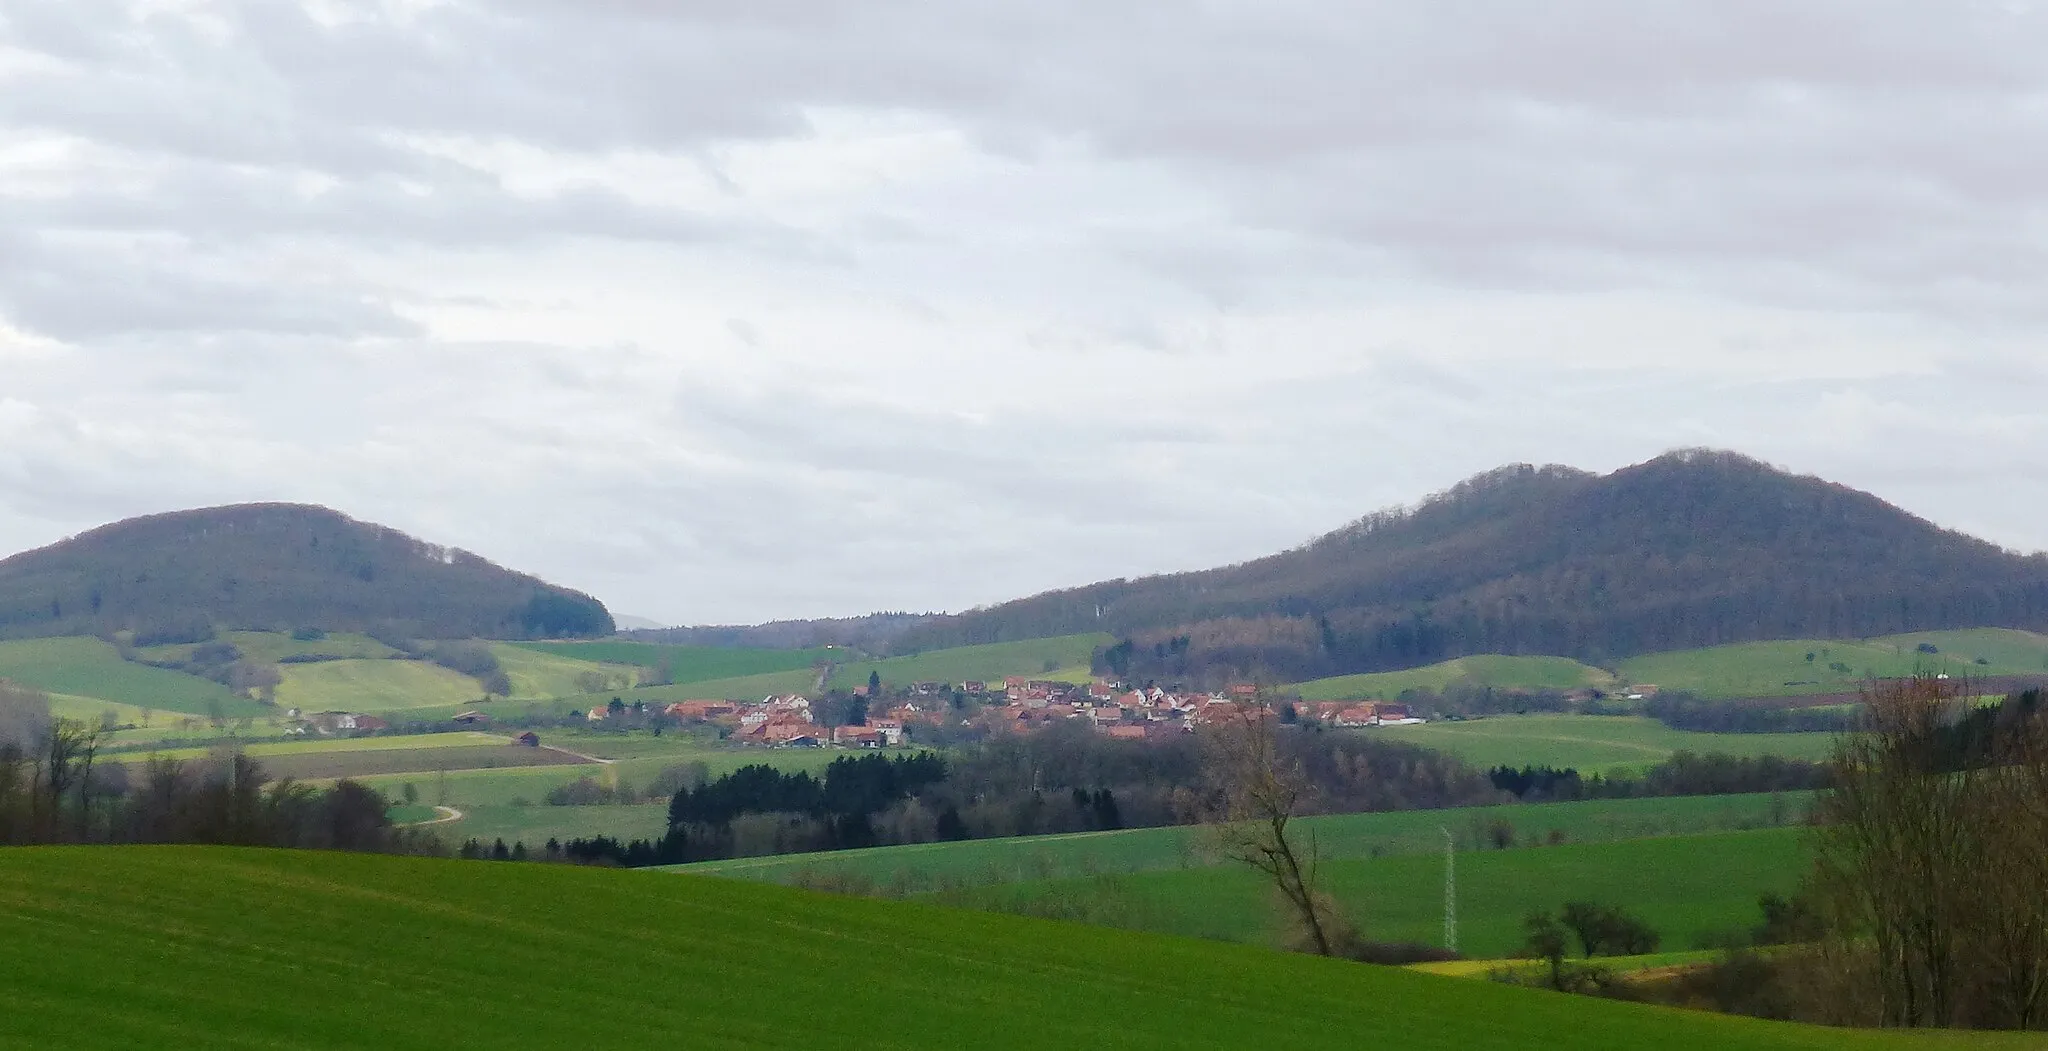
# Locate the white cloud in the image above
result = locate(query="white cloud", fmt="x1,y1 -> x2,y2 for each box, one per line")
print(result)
2,1 -> 2047,624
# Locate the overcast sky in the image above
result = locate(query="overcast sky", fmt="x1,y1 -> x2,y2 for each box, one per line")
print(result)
4,2 -> 2047,625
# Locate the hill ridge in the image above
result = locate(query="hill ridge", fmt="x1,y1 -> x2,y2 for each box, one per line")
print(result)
0,503 -> 612,641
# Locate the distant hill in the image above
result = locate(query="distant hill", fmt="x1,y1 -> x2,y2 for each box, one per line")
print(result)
895,450 -> 2048,685
0,504 -> 612,642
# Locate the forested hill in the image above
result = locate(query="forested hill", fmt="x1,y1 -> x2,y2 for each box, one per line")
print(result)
894,450 -> 2048,685
0,504 -> 613,642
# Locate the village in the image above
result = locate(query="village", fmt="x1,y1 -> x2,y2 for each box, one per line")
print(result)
636,677 -> 1424,749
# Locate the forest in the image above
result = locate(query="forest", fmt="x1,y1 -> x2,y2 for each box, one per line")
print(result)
0,503 -> 612,641
890,451 -> 2048,687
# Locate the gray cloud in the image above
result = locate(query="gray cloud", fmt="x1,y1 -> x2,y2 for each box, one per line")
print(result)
3,1 -> 2047,623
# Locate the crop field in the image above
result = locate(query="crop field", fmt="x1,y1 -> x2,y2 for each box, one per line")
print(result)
10,847 -> 2027,1051
679,792 -> 1815,887
821,634 -> 1115,692
1371,715 -> 1837,774
940,828 -> 1813,959
1616,629 -> 2048,699
274,658 -> 486,712
0,636 -> 260,717
345,738 -> 842,810
1295,656 -> 1618,701
109,730 -> 514,761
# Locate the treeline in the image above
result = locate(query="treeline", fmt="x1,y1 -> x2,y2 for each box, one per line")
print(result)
537,721 -> 1500,867
892,451 -> 2048,685
1644,693 -> 1858,734
0,502 -> 612,642
0,681 -> 423,852
1488,752 -> 1834,803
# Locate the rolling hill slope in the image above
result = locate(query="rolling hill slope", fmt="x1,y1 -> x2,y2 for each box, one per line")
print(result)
0,846 -> 2026,1050
0,503 -> 612,641
896,450 -> 2048,686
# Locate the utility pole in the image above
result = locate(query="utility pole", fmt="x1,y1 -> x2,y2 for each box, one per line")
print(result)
1441,826 -> 1457,953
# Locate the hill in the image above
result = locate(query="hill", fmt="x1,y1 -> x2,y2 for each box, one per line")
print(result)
0,503 -> 612,641
0,847 -> 2026,1050
895,450 -> 2048,685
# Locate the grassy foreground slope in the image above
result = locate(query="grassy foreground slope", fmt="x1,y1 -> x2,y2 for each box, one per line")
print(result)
0,847 -> 2023,1051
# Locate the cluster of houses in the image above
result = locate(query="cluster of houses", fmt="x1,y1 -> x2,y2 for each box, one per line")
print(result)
621,676 -> 1424,748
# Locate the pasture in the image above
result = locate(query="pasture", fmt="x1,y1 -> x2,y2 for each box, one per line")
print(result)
488,644 -> 641,699
274,658 -> 486,712
0,636 -> 259,717
941,828 -> 1814,959
821,634 -> 1114,692
1371,715 -> 1837,774
678,792 -> 1815,886
135,630 -> 403,665
1616,629 -> 2048,699
506,640 -> 839,682
1295,655 -> 1617,701
0,845 -> 2026,1050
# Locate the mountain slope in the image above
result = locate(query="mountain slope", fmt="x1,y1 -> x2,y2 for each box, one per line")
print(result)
0,504 -> 612,641
0,845 -> 2025,1050
896,450 -> 2048,684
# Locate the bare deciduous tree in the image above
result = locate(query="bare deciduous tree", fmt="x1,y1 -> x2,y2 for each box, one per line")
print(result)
1199,701 -> 1345,956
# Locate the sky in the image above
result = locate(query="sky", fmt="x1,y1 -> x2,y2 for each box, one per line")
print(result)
3,1 -> 2047,626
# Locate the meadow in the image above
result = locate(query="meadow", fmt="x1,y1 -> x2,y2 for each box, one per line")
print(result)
135,630 -> 403,664
1295,655 -> 1617,701
1,845 -> 2029,1050
274,658 -> 487,712
939,828 -> 1814,959
820,634 -> 1114,691
0,636 -> 260,717
679,792 -> 1815,886
1370,714 -> 1838,774
488,644 -> 641,699
506,640 -> 840,681
1613,628 -> 2048,699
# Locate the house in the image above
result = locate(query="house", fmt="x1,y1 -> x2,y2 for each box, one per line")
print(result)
1086,682 -> 1113,700
834,726 -> 883,748
960,681 -> 987,695
665,701 -> 736,721
913,681 -> 944,695
1228,683 -> 1260,699
306,712 -> 389,734
514,731 -> 541,747
870,718 -> 906,746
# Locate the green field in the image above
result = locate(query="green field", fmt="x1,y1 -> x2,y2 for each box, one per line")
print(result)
1616,629 -> 2048,698
436,803 -> 674,846
822,634 -> 1114,692
507,640 -> 840,680
275,658 -> 487,712
1372,715 -> 1837,774
1295,655 -> 1618,700
136,630 -> 403,665
110,730 -> 515,761
343,736 -> 843,811
942,828 -> 1813,959
680,792 -> 1815,887
554,666 -> 826,708
488,644 -> 640,698
2,846 -> 2027,1050
0,636 -> 260,717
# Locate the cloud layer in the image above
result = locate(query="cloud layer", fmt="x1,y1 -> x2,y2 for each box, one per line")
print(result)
4,1 -> 2047,623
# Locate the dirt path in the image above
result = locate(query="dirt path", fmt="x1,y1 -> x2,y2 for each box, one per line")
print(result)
400,805 -> 465,827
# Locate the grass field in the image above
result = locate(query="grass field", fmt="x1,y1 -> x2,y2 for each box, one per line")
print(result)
343,736 -> 844,811
435,803 -> 674,846
488,644 -> 640,698
1616,629 -> 2048,699
679,792 -> 1816,887
274,658 -> 486,712
109,730 -> 515,761
103,732 -> 594,780
7,846 -> 2027,1050
1295,656 -> 1618,700
821,634 -> 1115,692
941,828 -> 1813,959
507,640 -> 839,681
135,630 -> 403,665
1371,715 -> 1837,774
0,636 -> 260,717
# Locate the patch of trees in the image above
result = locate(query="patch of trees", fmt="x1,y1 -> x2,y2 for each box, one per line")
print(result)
0,503 -> 612,642
1488,753 -> 1834,802
0,681 -> 423,852
1644,693 -> 1858,734
892,451 -> 2048,685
